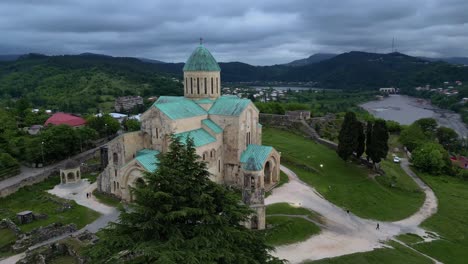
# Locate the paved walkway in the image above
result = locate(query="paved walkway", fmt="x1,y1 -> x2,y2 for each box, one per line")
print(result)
0,180 -> 119,264
266,163 -> 439,263
0,146 -> 101,192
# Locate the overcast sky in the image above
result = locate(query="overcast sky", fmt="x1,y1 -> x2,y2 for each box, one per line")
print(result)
1,0 -> 467,65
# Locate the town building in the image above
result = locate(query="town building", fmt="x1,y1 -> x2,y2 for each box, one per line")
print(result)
97,44 -> 281,229
44,113 -> 86,127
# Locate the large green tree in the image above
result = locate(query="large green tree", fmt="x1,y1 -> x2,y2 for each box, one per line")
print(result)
436,126 -> 459,152
414,118 -> 438,138
412,142 -> 450,174
354,121 -> 365,158
86,114 -> 120,137
337,112 -> 358,160
367,120 -> 389,164
365,121 -> 373,161
86,136 -> 283,264
399,124 -> 428,151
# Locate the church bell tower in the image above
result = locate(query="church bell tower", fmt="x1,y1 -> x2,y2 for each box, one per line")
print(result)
183,39 -> 221,99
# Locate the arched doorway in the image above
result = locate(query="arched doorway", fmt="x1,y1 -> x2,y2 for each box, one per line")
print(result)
264,161 -> 271,185
251,215 -> 258,229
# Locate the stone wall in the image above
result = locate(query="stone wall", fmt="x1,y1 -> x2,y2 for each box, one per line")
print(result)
259,113 -> 338,150
114,96 -> 144,112
0,149 -> 100,198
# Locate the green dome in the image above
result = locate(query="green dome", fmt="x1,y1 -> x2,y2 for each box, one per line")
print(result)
183,45 -> 221,72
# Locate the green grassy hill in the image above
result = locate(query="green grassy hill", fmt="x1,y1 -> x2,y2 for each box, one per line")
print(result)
0,54 -> 183,113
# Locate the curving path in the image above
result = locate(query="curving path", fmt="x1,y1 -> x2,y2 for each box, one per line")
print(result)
0,180 -> 119,264
266,160 -> 439,263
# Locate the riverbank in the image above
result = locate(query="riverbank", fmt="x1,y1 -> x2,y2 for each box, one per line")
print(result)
360,95 -> 467,137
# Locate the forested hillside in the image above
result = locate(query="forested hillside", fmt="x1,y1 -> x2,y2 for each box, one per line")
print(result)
0,54 -> 183,113
1,51 -> 468,114
157,52 -> 468,89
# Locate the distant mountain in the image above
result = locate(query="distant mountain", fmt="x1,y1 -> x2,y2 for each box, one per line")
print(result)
420,56 -> 468,65
0,54 -> 23,61
285,53 -> 337,67
1,50 -> 467,111
138,57 -> 167,64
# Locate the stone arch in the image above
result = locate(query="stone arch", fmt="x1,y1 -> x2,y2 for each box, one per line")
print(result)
251,215 -> 258,230
210,149 -> 216,159
121,165 -> 146,201
262,155 -> 279,187
67,172 -> 75,181
264,161 -> 271,185
202,151 -> 209,161
113,152 -> 118,165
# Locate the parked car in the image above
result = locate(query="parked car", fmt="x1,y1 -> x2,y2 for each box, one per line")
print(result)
393,156 -> 401,163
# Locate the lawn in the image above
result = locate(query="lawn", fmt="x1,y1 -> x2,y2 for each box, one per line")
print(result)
265,203 -> 321,246
92,189 -> 121,207
307,241 -> 432,264
0,228 -> 16,258
396,233 -> 423,245
410,173 -> 468,264
266,203 -> 323,223
0,176 -> 100,233
262,127 -> 425,221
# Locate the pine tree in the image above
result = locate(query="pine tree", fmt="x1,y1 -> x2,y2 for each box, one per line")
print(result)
337,112 -> 358,160
368,119 -> 389,164
86,135 -> 283,264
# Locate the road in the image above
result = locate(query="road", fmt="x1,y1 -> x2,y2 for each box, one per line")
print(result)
266,163 -> 440,263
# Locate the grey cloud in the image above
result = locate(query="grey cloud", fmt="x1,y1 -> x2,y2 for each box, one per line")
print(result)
0,0 -> 467,65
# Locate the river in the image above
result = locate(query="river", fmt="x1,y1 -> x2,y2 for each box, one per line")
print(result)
360,95 -> 467,138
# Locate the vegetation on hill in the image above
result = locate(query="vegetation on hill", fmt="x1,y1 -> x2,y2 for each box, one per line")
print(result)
262,128 -> 425,221
190,52 -> 468,89
0,53 -> 183,114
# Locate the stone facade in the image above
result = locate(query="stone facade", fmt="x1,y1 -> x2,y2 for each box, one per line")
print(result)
97,45 -> 281,229
114,96 -> 144,112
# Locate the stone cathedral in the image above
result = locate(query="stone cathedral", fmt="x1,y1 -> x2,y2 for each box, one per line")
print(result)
97,44 -> 281,229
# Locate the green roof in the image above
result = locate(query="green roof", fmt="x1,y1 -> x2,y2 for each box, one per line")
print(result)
194,98 -> 216,104
208,96 -> 252,116
136,149 -> 160,172
183,45 -> 221,72
202,119 -> 222,134
240,144 -> 273,171
175,128 -> 216,147
154,96 -> 207,120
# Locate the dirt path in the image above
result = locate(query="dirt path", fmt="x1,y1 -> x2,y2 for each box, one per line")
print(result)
0,180 -> 119,264
266,164 -> 439,263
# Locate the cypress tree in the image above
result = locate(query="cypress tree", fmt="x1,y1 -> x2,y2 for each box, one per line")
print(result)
86,135 -> 283,264
365,121 -> 373,162
337,112 -> 358,160
368,119 -> 389,164
354,121 -> 365,158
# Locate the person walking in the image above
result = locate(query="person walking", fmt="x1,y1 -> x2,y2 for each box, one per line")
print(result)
376,223 -> 380,230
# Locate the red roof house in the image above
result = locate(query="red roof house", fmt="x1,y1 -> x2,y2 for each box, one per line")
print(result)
44,113 -> 86,127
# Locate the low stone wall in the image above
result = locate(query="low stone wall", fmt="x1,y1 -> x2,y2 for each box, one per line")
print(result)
259,113 -> 296,127
260,113 -> 338,150
0,168 -> 58,198
0,148 -> 100,198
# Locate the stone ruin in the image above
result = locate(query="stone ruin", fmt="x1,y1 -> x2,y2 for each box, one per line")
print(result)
17,230 -> 99,264
13,223 -> 77,252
